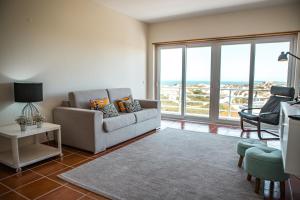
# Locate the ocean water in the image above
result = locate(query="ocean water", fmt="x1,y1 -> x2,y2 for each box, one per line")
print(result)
161,80 -> 284,86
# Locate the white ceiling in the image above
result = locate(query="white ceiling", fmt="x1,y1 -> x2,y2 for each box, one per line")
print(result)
95,0 -> 298,23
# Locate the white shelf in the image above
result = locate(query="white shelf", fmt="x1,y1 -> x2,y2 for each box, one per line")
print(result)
0,144 -> 60,168
0,123 -> 61,139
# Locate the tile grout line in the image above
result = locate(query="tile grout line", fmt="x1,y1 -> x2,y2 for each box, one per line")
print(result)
77,195 -> 88,200
29,148 -> 75,170
9,189 -> 31,200
4,168 -> 68,200
77,194 -> 99,200
35,172 -> 95,199
33,168 -> 68,186
32,159 -> 107,199
0,182 -> 12,197
0,148 -> 75,182
15,175 -> 45,190
32,162 -> 94,198
0,168 -> 32,182
20,169 -> 66,200
1,170 -> 44,190
32,183 -> 65,200
1,180 -> 32,200
53,158 -> 90,169
64,184 -> 91,196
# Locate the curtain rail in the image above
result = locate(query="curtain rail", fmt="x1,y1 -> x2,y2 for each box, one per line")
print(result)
153,31 -> 299,46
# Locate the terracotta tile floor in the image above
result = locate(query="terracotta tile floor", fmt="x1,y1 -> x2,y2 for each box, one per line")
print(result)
0,119 -> 299,200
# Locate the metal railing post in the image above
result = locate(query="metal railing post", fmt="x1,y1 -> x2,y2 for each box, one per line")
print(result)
228,89 -> 232,118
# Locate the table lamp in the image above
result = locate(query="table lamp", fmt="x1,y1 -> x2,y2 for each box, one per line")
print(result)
14,82 -> 43,125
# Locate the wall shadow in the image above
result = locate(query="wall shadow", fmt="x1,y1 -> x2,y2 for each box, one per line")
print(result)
0,82 -> 14,112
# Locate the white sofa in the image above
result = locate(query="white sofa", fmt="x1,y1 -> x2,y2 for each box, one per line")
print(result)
53,88 -> 161,153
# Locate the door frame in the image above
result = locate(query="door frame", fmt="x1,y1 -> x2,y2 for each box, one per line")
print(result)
156,43 -> 214,121
215,35 -> 296,125
184,43 -> 214,122
155,35 -> 297,125
156,44 -> 185,119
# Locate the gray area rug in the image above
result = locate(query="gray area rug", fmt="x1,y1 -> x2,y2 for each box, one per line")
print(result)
59,128 -> 261,200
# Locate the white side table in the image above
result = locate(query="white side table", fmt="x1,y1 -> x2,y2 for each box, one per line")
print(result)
0,122 -> 62,172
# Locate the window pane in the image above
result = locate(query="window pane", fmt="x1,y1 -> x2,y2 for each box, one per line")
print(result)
253,42 -> 290,107
160,48 -> 182,115
186,46 -> 211,117
219,44 -> 251,120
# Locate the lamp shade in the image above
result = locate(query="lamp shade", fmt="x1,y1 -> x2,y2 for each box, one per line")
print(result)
14,82 -> 43,102
278,51 -> 288,61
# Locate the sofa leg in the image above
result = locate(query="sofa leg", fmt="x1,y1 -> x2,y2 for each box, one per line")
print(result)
255,178 -> 260,194
238,155 -> 243,168
280,181 -> 285,200
247,174 -> 252,182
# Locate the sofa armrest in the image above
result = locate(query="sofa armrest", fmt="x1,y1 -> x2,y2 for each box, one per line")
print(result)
136,99 -> 161,109
53,107 -> 106,153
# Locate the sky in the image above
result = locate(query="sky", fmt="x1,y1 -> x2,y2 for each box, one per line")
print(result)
160,41 -> 290,84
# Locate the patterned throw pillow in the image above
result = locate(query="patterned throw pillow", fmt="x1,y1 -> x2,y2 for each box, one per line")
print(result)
99,103 -> 119,118
90,98 -> 110,110
124,100 -> 142,113
134,100 -> 142,111
117,96 -> 132,112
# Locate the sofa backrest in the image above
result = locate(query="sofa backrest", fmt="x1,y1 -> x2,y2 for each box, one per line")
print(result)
107,88 -> 132,111
69,89 -> 108,109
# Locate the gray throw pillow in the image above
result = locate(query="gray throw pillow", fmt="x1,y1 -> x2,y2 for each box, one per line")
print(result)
124,100 -> 142,113
99,103 -> 119,118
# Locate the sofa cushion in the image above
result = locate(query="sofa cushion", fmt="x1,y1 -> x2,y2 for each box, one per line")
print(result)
134,108 -> 158,123
99,103 -> 119,118
125,100 -> 142,113
90,98 -> 110,110
103,113 -> 136,132
69,89 -> 108,109
117,97 -> 132,112
107,88 -> 132,111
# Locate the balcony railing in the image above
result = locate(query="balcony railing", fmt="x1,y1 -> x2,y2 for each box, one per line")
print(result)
160,86 -> 269,119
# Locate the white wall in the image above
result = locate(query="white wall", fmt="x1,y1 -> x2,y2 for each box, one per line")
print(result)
0,0 -> 148,126
147,3 -> 300,98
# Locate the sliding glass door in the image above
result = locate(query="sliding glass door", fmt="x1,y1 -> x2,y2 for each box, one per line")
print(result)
159,47 -> 183,116
158,45 -> 212,118
157,35 -> 295,123
219,43 -> 251,120
185,46 -> 211,117
253,41 -> 291,107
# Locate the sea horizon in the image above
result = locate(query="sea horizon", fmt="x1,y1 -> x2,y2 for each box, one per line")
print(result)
161,80 -> 284,86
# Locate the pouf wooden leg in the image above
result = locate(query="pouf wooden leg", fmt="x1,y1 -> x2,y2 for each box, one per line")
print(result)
280,181 -> 285,200
238,155 -> 243,168
247,174 -> 252,181
255,178 -> 261,194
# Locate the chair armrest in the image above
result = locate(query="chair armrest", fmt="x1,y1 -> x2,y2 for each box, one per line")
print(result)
53,107 -> 105,153
241,108 -> 261,112
136,99 -> 161,109
259,112 -> 279,118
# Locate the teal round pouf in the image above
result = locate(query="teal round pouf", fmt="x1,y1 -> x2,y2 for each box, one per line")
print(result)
237,139 -> 267,157
236,139 -> 267,167
244,147 -> 289,181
